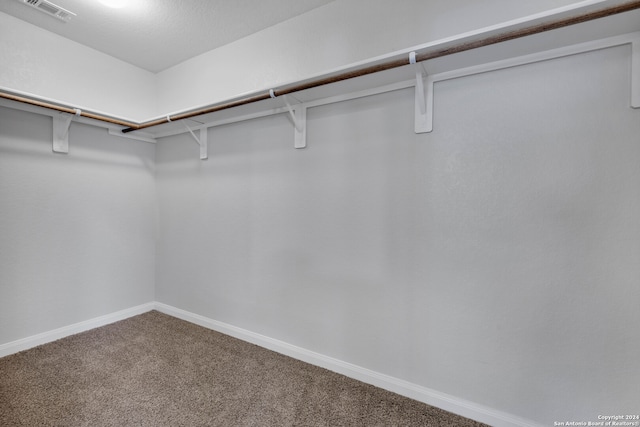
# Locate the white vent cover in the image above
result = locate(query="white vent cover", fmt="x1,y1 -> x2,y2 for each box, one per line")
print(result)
18,0 -> 76,22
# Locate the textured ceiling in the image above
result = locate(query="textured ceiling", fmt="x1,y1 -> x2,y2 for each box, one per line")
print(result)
0,0 -> 334,73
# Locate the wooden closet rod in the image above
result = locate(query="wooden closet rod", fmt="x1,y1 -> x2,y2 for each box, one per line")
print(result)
1,1 -> 639,133
0,91 -> 137,128
122,0 -> 640,133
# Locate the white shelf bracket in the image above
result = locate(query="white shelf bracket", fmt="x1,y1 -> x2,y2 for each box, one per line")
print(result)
52,109 -> 80,153
632,37 -> 639,109
271,90 -> 307,149
183,120 -> 208,160
410,52 -> 432,133
283,95 -> 307,149
198,128 -> 208,160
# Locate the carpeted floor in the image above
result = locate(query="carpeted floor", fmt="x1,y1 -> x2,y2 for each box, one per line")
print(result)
0,311 -> 486,426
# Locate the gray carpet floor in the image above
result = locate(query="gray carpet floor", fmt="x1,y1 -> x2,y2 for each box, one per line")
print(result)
0,311 -> 486,426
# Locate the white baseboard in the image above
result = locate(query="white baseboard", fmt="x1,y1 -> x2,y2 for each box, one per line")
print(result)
0,302 -> 155,358
153,302 -> 543,427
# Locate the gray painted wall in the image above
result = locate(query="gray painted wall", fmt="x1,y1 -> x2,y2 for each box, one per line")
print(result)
155,45 -> 640,424
0,107 -> 156,343
1,41 -> 638,425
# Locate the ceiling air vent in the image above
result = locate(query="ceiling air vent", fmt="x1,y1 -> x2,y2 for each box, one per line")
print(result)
18,0 -> 76,22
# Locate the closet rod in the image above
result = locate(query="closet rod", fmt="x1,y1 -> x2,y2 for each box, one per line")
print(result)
0,91 -> 137,128
1,1 -> 638,133
122,0 -> 640,133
